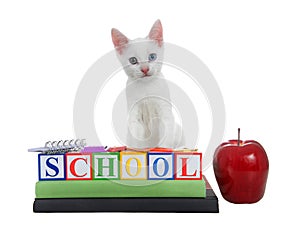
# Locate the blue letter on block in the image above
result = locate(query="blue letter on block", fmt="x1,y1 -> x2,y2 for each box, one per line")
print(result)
38,154 -> 66,181
45,157 -> 59,177
153,157 -> 169,177
148,153 -> 174,180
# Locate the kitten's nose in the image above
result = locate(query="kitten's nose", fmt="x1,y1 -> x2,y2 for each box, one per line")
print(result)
141,67 -> 149,75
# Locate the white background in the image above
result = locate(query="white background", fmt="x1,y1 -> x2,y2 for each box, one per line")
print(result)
0,0 -> 299,224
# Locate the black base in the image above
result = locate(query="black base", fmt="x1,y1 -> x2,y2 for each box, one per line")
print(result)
33,189 -> 219,213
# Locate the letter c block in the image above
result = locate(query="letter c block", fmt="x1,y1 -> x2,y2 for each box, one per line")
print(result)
66,153 -> 92,180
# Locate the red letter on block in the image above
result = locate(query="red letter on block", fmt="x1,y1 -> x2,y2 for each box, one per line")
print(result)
66,153 -> 92,180
70,158 -> 88,177
175,153 -> 202,180
180,158 -> 197,177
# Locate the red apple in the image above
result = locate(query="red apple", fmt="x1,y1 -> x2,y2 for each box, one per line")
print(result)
213,129 -> 269,203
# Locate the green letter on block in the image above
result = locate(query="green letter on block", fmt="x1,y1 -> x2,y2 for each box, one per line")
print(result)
97,157 -> 115,176
92,153 -> 120,180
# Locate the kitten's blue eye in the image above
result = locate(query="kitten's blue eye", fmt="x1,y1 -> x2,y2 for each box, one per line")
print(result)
129,57 -> 138,65
148,53 -> 157,61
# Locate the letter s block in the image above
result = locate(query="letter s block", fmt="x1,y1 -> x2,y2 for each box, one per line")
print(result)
38,154 -> 65,181
175,152 -> 202,180
66,153 -> 92,180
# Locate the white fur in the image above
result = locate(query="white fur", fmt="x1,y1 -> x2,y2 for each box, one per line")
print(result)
112,20 -> 184,148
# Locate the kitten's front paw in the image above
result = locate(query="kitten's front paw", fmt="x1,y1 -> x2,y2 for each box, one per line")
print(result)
128,121 -> 151,141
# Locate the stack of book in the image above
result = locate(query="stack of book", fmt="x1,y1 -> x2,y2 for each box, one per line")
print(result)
30,143 -> 218,212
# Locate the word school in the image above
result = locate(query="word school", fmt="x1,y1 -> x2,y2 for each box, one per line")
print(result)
38,152 -> 202,181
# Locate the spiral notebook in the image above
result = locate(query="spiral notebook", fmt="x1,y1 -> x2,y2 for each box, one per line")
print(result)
28,139 -> 86,154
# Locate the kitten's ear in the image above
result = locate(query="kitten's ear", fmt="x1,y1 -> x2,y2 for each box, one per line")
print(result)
111,28 -> 129,54
148,19 -> 163,46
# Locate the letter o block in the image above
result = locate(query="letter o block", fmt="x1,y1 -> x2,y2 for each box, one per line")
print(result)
148,153 -> 174,180
120,152 -> 147,180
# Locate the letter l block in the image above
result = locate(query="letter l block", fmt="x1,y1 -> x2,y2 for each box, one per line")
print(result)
175,152 -> 202,180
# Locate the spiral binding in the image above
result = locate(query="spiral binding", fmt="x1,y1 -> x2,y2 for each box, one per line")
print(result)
28,139 -> 86,154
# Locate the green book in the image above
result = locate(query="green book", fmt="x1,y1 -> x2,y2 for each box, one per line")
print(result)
35,180 -> 206,198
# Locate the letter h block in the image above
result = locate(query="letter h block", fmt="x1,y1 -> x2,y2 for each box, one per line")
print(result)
92,153 -> 120,180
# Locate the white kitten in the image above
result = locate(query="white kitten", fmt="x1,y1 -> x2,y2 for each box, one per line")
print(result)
111,20 -> 184,149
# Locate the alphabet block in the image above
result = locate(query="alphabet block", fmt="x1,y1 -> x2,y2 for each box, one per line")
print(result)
37,151 -> 203,181
174,152 -> 202,180
92,153 -> 120,180
148,153 -> 174,180
120,152 -> 147,180
38,154 -> 65,181
65,153 -> 92,180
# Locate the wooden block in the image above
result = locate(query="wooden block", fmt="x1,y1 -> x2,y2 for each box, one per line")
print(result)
38,154 -> 65,181
148,153 -> 174,180
65,153 -> 92,180
174,152 -> 202,180
92,153 -> 120,180
120,152 -> 147,180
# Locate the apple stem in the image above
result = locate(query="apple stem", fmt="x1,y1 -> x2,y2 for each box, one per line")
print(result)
238,128 -> 240,146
